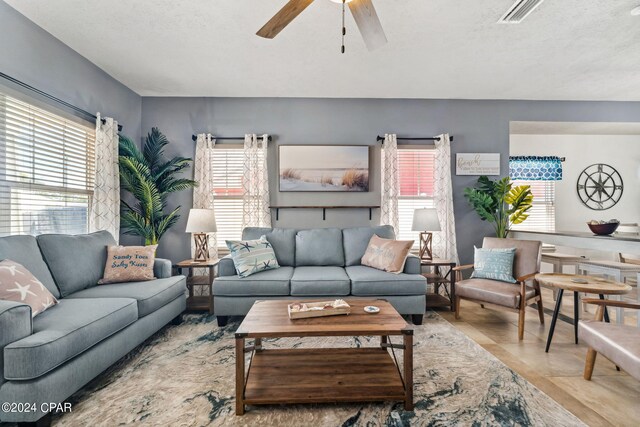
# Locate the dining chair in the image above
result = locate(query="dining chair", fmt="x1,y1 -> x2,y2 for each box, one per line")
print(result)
454,237 -> 544,340
581,298 -> 640,381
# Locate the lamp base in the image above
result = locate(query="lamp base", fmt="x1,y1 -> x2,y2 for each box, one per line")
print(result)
418,232 -> 434,261
193,233 -> 210,262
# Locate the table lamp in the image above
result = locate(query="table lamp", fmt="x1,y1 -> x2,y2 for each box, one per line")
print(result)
411,208 -> 441,261
185,209 -> 217,261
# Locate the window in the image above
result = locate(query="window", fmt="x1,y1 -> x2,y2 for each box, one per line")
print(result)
211,146 -> 245,249
397,147 -> 435,243
0,92 -> 95,236
511,180 -> 555,232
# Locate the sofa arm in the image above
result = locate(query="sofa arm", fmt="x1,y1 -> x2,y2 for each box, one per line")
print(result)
403,254 -> 421,275
218,255 -> 237,277
0,301 -> 32,384
154,258 -> 173,279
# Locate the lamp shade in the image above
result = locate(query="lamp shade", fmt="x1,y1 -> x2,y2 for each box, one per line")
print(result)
185,209 -> 217,233
411,208 -> 441,232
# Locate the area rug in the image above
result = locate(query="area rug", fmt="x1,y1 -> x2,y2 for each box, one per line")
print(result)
53,312 -> 584,426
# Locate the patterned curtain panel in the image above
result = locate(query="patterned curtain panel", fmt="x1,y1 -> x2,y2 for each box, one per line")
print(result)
242,134 -> 271,228
89,113 -> 120,241
433,134 -> 459,263
509,156 -> 563,181
192,133 -> 218,259
381,134 -> 400,234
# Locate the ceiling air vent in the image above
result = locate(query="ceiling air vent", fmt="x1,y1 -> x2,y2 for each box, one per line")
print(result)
498,0 -> 546,24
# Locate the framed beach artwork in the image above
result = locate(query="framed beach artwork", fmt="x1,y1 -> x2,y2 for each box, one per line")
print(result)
279,145 -> 370,192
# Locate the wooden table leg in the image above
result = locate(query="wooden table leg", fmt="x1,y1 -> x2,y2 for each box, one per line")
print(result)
450,264 -> 456,312
599,294 -> 610,323
235,336 -> 245,415
403,332 -> 414,411
255,337 -> 262,351
545,288 -> 564,353
381,335 -> 388,348
209,266 -> 215,314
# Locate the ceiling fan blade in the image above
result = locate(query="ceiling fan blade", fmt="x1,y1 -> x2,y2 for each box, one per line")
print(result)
256,0 -> 315,39
348,0 -> 387,51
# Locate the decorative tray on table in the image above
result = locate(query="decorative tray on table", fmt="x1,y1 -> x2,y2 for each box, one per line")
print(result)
288,299 -> 351,319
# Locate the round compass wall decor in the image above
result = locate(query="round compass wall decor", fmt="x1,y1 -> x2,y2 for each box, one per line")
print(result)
576,163 -> 624,210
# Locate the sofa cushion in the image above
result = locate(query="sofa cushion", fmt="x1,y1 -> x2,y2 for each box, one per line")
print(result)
65,276 -> 186,318
213,266 -> 293,296
290,266 -> 350,296
243,227 -> 296,267
343,225 -> 395,266
296,228 -> 344,266
346,265 -> 426,296
3,298 -> 137,380
580,320 -> 640,380
37,231 -> 117,297
456,278 -> 535,309
0,235 -> 60,298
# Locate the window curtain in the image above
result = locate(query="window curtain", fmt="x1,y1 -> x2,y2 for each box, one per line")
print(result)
433,134 -> 459,263
242,134 -> 271,228
381,134 -> 400,234
509,156 -> 563,181
192,133 -> 217,259
89,113 -> 120,241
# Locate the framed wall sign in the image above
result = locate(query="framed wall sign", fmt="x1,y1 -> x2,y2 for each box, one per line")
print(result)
456,153 -> 501,176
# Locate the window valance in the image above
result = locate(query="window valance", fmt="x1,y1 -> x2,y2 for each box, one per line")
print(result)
509,156 -> 563,181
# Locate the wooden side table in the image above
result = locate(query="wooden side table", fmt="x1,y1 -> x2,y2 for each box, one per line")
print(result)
173,259 -> 219,314
421,258 -> 457,311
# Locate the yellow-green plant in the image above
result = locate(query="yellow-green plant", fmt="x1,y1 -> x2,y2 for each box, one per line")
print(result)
463,176 -> 533,238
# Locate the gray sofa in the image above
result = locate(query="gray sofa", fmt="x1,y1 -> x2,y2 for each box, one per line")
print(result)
0,231 -> 186,424
213,225 -> 427,325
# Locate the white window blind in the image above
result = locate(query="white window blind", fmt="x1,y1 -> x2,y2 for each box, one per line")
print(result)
511,180 -> 555,232
397,147 -> 436,244
0,92 -> 95,236
211,146 -> 245,249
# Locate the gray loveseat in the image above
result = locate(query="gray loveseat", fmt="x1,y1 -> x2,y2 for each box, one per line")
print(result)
213,225 -> 427,326
0,231 -> 186,424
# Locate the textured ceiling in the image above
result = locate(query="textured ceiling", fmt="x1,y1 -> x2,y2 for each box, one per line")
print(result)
5,0 -> 640,100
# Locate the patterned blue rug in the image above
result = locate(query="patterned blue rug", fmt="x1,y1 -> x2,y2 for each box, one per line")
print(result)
53,312 -> 584,426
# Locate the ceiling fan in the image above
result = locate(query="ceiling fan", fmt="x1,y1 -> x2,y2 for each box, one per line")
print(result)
256,0 -> 387,52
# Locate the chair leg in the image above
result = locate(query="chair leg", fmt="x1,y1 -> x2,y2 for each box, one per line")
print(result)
536,299 -> 545,325
454,296 -> 461,319
518,302 -> 526,341
583,348 -> 597,380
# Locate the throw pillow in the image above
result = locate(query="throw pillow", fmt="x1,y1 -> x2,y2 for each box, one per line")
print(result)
0,259 -> 58,317
471,246 -> 517,283
226,236 -> 280,278
99,245 -> 157,284
361,235 -> 414,274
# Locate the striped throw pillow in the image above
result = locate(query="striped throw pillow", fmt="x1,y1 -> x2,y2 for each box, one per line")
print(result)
226,236 -> 280,278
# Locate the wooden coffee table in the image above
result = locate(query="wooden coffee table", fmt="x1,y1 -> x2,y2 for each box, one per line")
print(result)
535,273 -> 631,352
234,299 -> 414,415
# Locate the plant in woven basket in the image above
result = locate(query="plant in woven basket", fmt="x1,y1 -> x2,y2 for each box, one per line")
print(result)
464,176 -> 533,238
119,128 -> 197,245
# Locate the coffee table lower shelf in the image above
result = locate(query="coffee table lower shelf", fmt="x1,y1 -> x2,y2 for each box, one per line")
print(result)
242,347 -> 406,407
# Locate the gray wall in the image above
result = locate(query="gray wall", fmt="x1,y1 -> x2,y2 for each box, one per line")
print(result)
0,2 -> 142,137
142,97 -> 640,264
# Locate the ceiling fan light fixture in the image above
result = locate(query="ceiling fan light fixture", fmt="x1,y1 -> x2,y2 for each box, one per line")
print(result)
631,6 -> 640,16
329,0 -> 353,3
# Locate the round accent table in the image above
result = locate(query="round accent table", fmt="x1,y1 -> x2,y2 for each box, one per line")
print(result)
535,273 -> 631,352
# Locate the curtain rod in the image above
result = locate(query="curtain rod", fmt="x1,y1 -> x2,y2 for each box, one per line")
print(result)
376,135 -> 453,143
191,134 -> 272,142
0,72 -> 123,132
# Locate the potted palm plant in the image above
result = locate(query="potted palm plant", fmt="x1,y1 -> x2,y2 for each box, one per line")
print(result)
463,176 -> 533,238
119,128 -> 197,245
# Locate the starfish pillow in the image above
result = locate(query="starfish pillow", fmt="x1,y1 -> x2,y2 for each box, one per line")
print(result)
0,259 -> 58,317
